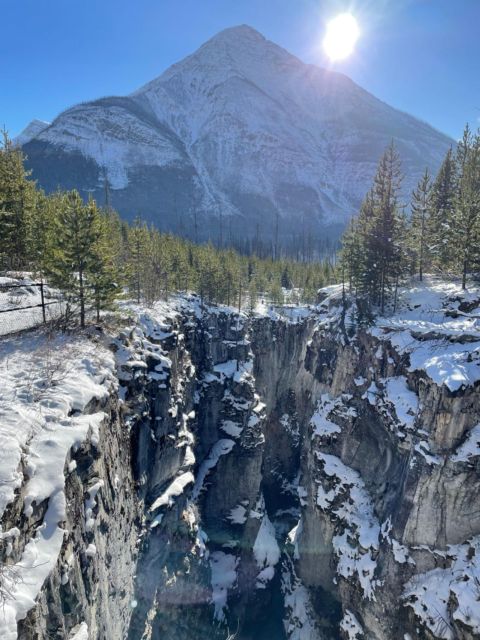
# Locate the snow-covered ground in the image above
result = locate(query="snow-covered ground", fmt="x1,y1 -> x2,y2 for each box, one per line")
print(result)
1,278 -> 480,638
0,330 -> 116,639
371,277 -> 480,392
318,277 -> 480,392
0,276 -> 64,337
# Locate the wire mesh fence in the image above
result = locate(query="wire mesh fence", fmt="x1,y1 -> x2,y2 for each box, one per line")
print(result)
0,279 -> 65,337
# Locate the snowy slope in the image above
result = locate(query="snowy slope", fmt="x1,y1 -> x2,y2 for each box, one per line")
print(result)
22,25 -> 453,241
1,282 -> 480,638
14,120 -> 50,146
370,278 -> 480,392
0,332 -> 116,639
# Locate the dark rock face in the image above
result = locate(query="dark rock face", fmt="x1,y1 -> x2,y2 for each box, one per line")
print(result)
12,395 -> 142,640
6,300 -> 480,639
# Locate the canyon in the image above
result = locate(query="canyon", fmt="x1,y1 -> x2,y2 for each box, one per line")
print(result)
1,280 -> 480,639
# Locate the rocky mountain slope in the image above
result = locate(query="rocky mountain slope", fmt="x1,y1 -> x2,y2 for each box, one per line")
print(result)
14,120 -> 50,147
1,278 -> 480,639
19,26 -> 453,245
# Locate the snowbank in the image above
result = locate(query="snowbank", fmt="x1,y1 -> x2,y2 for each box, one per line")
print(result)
370,278 -> 480,392
0,331 -> 115,639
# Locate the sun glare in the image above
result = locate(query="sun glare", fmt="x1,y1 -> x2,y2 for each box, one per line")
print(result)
323,13 -> 360,61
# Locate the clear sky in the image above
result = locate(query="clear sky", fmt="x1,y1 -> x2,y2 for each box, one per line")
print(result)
2,0 -> 479,140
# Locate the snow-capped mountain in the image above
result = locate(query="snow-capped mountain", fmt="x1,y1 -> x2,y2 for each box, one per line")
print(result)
14,119 -> 50,146
21,25 -> 453,244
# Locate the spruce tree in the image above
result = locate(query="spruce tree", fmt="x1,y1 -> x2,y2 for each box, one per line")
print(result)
127,218 -> 149,303
370,142 -> 404,312
454,126 -> 480,288
351,189 -> 376,304
341,217 -> 361,294
0,130 -> 36,270
50,191 -> 100,327
339,143 -> 405,317
410,169 -> 433,281
429,147 -> 456,270
90,205 -> 121,320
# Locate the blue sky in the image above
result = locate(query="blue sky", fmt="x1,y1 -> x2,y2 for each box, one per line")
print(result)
2,0 -> 479,140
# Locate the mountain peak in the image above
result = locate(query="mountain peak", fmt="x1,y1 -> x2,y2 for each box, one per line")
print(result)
22,26 -> 453,245
207,24 -> 266,43
197,23 -> 295,63
132,23 -> 298,99
14,119 -> 50,146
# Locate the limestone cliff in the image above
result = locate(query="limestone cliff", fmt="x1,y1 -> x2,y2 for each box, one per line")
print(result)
1,280 -> 480,640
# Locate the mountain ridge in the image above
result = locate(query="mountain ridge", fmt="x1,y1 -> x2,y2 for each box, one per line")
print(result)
20,24 -> 453,249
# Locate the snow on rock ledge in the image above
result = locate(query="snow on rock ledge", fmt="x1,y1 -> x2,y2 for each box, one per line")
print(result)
0,332 -> 116,639
370,278 -> 480,392
315,453 -> 381,600
403,536 -> 480,639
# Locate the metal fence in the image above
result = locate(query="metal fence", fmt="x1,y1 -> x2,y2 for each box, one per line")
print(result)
0,281 -> 64,337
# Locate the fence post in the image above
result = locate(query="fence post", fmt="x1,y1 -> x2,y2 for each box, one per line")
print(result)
40,282 -> 46,323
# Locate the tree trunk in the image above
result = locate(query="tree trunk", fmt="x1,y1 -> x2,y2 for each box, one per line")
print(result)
79,268 -> 85,328
393,273 -> 399,312
419,209 -> 425,281
380,266 -> 385,314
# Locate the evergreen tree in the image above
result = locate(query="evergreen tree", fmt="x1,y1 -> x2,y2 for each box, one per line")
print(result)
269,280 -> 284,305
429,147 -> 456,270
50,191 -> 100,328
0,130 -> 36,270
281,265 -> 292,289
339,143 -> 405,316
341,217 -> 361,294
454,126 -> 480,288
127,217 -> 149,303
370,142 -> 404,312
145,228 -> 165,304
90,206 -> 121,320
27,190 -> 60,279
410,169 -> 433,280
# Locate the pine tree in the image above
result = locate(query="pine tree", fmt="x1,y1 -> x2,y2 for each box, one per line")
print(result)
370,142 -> 404,312
144,228 -> 165,304
429,147 -> 456,270
0,130 -> 37,270
27,191 -> 59,279
50,191 -> 100,328
410,169 -> 433,280
339,143 -> 405,316
281,265 -> 292,289
127,218 -> 149,303
170,236 -> 190,293
90,206 -> 121,320
340,217 -> 361,294
454,126 -> 480,288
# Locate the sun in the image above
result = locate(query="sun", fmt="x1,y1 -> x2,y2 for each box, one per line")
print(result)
323,13 -> 360,61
